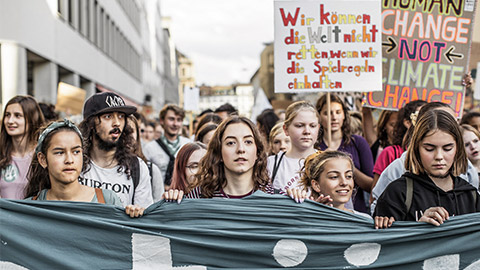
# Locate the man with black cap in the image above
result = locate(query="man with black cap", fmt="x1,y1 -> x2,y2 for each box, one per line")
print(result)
78,92 -> 153,208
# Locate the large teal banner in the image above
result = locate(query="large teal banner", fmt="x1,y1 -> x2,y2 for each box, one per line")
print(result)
1,191 -> 479,269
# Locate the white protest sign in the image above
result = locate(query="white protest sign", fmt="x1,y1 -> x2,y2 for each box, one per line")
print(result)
183,86 -> 200,111
274,0 -> 382,93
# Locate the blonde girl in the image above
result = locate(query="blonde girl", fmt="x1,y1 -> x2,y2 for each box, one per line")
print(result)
301,151 -> 372,219
267,101 -> 320,192
269,122 -> 291,155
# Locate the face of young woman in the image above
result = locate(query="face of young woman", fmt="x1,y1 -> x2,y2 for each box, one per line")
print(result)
221,123 -> 257,176
3,103 -> 26,137
320,102 -> 345,133
463,130 -> 480,163
185,148 -> 207,184
385,112 -> 398,143
202,129 -> 216,145
39,131 -> 83,185
419,130 -> 456,178
271,132 -> 291,154
285,109 -> 319,151
313,158 -> 353,208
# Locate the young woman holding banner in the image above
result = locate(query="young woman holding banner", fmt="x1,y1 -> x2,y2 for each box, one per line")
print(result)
374,110 -> 480,228
25,119 -> 144,218
301,150 -> 372,219
316,93 -> 373,213
163,116 -> 307,202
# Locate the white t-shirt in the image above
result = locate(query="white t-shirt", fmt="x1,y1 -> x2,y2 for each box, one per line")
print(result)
143,136 -> 191,182
79,157 -> 153,208
352,210 -> 373,219
150,162 -> 165,202
267,152 -> 305,192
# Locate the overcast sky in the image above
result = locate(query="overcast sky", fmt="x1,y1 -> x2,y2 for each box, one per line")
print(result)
161,0 -> 274,86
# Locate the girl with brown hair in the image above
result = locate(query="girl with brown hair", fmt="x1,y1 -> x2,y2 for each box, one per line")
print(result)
1,95 -> 45,199
164,116 -> 306,202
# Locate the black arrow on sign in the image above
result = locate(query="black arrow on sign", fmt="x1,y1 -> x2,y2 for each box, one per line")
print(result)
382,37 -> 397,53
445,46 -> 463,63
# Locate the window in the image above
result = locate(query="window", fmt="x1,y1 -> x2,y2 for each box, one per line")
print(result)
68,0 -> 74,26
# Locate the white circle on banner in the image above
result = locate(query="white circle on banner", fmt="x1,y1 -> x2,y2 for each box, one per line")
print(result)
0,261 -> 29,270
423,254 -> 459,270
344,243 -> 381,266
272,239 -> 308,267
464,259 -> 480,270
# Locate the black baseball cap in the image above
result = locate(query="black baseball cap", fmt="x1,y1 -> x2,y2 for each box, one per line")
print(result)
83,92 -> 137,120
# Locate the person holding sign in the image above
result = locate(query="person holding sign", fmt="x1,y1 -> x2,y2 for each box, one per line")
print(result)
25,119 -> 144,218
316,94 -> 373,213
374,110 -> 480,227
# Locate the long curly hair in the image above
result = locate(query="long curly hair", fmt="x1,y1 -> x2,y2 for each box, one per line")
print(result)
315,93 -> 353,145
192,116 -> 270,198
79,114 -> 136,177
1,95 -> 45,170
25,125 -> 88,198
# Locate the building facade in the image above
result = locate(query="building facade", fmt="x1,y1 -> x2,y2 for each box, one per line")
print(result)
0,0 -> 178,115
198,84 -> 254,118
177,50 -> 195,108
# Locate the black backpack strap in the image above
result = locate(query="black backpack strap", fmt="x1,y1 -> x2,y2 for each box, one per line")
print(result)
472,190 -> 478,206
130,157 -> 140,204
405,176 -> 413,219
155,139 -> 175,185
146,161 -> 153,189
271,152 -> 286,184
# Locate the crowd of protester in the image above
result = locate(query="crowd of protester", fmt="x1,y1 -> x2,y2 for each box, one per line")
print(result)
1,91 -> 479,228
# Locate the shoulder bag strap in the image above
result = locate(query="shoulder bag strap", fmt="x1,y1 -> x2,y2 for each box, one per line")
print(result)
95,188 -> 106,204
155,139 -> 175,159
271,152 -> 286,183
405,176 -> 413,216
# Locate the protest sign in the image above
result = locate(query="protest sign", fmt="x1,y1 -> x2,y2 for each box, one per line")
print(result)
55,82 -> 86,115
363,0 -> 477,116
1,192 -> 480,269
184,86 -> 200,112
274,0 -> 383,93
475,62 -> 480,100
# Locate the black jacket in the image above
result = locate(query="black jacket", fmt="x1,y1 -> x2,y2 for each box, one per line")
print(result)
374,172 -> 480,221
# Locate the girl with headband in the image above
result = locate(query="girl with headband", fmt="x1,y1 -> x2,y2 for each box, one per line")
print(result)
24,119 -> 144,218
